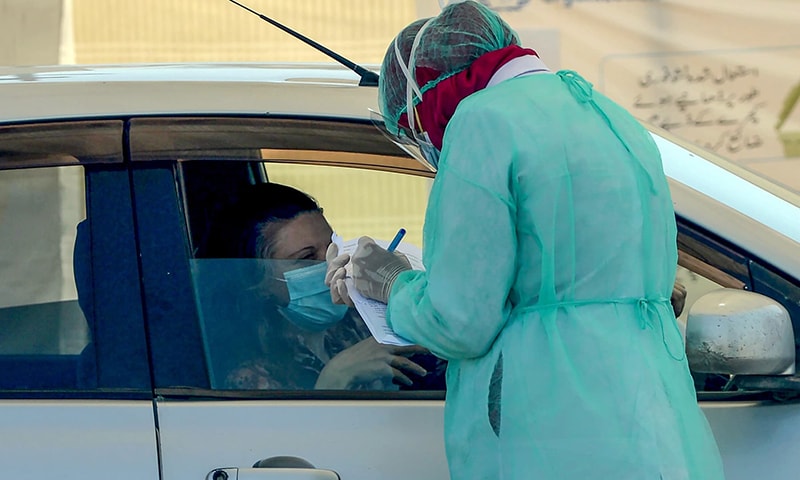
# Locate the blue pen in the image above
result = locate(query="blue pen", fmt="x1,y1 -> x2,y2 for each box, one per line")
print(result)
387,228 -> 406,252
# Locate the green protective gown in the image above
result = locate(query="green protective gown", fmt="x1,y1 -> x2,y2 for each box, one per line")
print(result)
386,71 -> 725,479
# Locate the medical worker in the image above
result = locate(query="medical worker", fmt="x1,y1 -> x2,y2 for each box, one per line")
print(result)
326,1 -> 725,478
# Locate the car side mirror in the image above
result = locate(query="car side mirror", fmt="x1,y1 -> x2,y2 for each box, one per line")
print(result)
686,288 -> 795,376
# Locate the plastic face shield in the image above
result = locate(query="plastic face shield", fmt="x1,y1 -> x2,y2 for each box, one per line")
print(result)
369,108 -> 438,173
369,17 -> 441,173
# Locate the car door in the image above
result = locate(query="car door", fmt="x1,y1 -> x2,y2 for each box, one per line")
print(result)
129,116 -> 449,480
0,120 -> 158,479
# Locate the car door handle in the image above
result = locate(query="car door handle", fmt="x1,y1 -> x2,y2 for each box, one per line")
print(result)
207,467 -> 340,480
207,455 -> 341,479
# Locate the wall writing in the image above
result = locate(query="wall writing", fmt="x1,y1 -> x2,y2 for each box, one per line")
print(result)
635,64 -> 764,155
599,47 -> 800,161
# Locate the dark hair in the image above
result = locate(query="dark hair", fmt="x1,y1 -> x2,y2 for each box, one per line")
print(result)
199,183 -> 322,259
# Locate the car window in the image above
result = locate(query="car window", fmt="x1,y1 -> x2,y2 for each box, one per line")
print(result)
0,120 -> 150,394
0,165 -> 91,389
131,116 -> 442,393
187,163 -> 439,392
266,163 -> 430,249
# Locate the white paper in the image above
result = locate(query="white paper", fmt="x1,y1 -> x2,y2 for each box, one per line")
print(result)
332,233 -> 424,346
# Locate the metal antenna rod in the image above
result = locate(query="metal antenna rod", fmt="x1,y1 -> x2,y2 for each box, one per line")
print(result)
228,0 -> 379,87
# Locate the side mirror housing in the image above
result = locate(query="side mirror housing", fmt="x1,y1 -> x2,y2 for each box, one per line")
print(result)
686,288 -> 795,375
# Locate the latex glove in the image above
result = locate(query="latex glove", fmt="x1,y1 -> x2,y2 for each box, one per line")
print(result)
671,281 -> 687,318
315,337 -> 429,389
351,236 -> 412,304
325,242 -> 353,307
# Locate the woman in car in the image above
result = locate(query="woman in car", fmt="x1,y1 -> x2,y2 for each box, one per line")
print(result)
199,182 -> 441,391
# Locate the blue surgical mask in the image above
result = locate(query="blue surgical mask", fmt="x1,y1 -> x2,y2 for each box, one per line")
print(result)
279,261 -> 348,332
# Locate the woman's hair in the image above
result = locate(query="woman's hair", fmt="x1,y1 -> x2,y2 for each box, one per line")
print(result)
199,182 -> 322,259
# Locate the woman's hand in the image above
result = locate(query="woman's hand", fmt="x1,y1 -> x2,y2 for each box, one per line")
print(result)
315,337 -> 429,389
325,242 -> 354,307
671,281 -> 687,318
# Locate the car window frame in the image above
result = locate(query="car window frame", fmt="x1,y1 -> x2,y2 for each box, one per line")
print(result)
130,115 -> 443,400
0,119 -> 151,399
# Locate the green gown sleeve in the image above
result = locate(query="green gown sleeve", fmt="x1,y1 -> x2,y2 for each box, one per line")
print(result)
386,108 -> 517,360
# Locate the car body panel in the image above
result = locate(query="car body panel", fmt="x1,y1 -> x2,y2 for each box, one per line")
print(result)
157,400 -> 448,480
701,400 -> 800,479
0,401 -> 159,479
159,398 -> 800,480
0,64 -> 376,122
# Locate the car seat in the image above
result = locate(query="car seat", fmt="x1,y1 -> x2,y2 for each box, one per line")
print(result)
73,219 -> 98,388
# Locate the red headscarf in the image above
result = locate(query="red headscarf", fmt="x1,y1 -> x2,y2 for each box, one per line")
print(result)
398,44 -> 538,150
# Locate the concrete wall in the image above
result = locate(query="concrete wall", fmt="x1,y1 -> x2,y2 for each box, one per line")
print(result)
0,0 -> 63,65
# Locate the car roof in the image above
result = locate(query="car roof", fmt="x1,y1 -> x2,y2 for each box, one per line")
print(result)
0,63 -> 380,122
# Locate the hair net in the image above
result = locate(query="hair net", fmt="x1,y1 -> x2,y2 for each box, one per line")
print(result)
378,1 -> 520,135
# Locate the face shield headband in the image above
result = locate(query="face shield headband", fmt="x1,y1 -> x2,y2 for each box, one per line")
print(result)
370,17 -> 441,173
394,17 -> 442,172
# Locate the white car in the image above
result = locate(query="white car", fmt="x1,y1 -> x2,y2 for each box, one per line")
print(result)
1,61 -> 799,480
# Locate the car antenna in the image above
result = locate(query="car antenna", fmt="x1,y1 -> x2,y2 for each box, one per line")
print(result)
228,0 -> 380,87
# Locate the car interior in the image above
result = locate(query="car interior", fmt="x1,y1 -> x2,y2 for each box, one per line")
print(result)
179,158 -> 446,392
